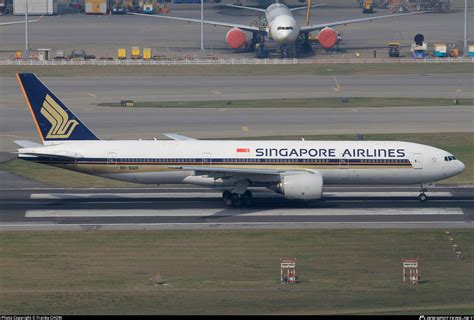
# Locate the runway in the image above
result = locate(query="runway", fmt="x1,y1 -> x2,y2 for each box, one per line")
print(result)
1,186 -> 472,230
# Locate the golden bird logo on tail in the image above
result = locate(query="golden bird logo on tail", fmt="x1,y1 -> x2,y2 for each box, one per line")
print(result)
40,94 -> 79,139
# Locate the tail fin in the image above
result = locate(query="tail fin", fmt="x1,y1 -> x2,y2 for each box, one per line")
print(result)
16,73 -> 99,142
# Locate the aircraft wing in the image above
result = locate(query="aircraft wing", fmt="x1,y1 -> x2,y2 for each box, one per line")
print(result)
290,4 -> 325,12
225,4 -> 266,12
174,165 -> 283,176
171,166 -> 310,183
164,133 -> 197,141
128,12 -> 261,33
300,11 -> 425,33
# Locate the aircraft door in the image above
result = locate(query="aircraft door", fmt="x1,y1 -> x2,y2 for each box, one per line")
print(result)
413,153 -> 423,169
202,153 -> 212,166
107,152 -> 117,167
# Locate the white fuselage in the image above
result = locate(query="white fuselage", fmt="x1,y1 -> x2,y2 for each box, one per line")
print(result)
20,140 -> 465,188
265,3 -> 300,44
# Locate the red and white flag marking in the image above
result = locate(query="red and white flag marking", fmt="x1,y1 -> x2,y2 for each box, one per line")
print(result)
236,148 -> 250,153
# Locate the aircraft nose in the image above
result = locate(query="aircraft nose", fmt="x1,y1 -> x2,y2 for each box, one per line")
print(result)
457,160 -> 465,174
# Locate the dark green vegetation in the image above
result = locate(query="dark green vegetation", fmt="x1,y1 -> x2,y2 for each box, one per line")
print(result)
1,63 -> 472,77
0,132 -> 471,186
99,98 -> 473,109
0,230 -> 472,314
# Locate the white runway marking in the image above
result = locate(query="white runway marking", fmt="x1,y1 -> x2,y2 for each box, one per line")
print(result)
30,191 -> 453,200
30,193 -> 221,200
1,221 -> 472,231
25,208 -> 463,218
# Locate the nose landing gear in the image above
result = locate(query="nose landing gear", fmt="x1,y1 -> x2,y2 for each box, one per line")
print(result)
280,43 -> 296,58
419,193 -> 427,201
418,183 -> 432,201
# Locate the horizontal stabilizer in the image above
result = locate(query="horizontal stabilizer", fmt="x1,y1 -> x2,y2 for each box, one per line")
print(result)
14,140 -> 42,148
18,148 -> 83,159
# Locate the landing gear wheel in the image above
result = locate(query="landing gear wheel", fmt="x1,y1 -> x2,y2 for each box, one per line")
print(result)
232,193 -> 242,207
223,191 -> 233,207
241,190 -> 253,207
223,190 -> 253,207
419,193 -> 427,201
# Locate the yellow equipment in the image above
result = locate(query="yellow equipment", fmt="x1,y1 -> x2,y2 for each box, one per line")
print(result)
306,0 -> 312,26
85,0 -> 107,14
362,0 -> 374,13
131,47 -> 141,59
117,48 -> 127,60
143,48 -> 152,60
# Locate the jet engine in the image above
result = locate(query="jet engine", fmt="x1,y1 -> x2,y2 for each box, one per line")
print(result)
226,28 -> 247,49
317,27 -> 338,49
275,172 -> 323,200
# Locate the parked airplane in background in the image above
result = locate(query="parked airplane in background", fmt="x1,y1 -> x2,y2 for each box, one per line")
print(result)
129,2 -> 424,58
15,74 -> 464,207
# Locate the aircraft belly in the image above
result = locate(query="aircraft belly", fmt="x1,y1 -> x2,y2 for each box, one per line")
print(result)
100,171 -> 193,184
323,168 -> 422,185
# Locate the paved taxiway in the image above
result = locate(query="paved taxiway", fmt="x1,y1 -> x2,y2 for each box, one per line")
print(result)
1,75 -> 473,151
1,186 -> 472,230
2,75 -> 473,101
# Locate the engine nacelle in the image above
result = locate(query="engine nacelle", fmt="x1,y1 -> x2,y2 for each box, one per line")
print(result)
226,28 -> 247,49
275,172 -> 323,200
317,27 -> 338,49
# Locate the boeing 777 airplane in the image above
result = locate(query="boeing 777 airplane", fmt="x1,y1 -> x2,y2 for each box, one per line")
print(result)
15,73 -> 464,207
129,2 -> 424,58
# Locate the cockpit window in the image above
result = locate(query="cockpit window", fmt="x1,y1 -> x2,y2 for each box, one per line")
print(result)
277,26 -> 294,30
444,156 -> 457,161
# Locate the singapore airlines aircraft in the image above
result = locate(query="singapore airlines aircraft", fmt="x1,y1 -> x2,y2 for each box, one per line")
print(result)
15,73 -> 464,207
129,2 -> 424,58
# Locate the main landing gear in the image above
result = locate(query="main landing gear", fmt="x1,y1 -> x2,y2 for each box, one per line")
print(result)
419,183 -> 430,201
223,190 -> 253,207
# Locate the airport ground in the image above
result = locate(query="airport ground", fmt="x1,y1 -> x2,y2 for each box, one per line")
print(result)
0,3 -> 473,314
0,230 -> 473,314
0,2 -> 473,60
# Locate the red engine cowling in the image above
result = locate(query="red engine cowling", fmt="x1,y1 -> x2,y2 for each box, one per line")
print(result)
317,27 -> 338,49
226,28 -> 246,49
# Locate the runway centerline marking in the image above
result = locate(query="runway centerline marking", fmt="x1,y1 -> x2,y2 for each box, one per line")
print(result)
29,191 -> 453,200
25,208 -> 464,218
